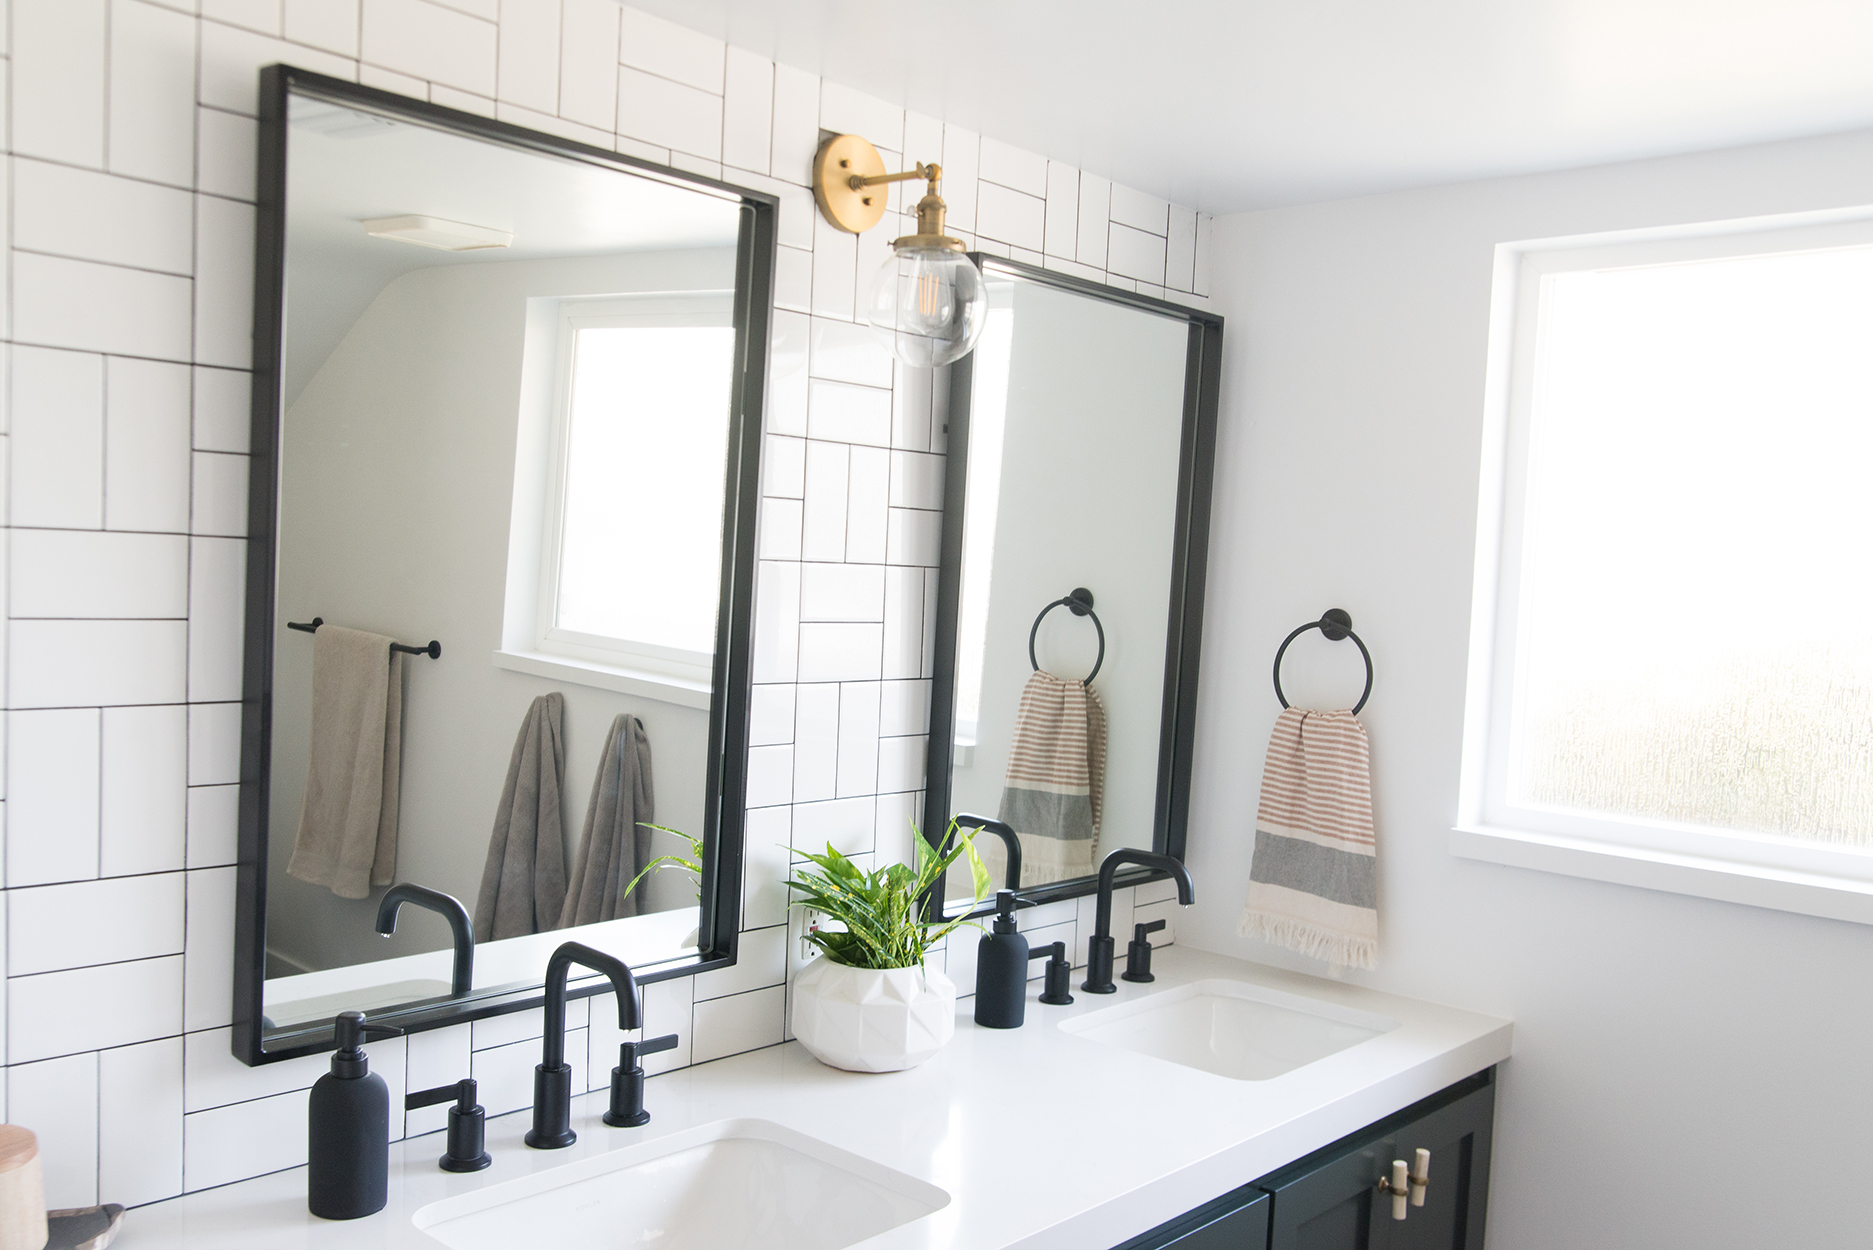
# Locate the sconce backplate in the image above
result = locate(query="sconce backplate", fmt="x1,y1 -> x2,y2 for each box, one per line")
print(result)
813,133 -> 889,234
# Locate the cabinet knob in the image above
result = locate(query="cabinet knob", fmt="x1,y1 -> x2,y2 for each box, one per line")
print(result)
1377,1148 -> 1430,1220
1410,1148 -> 1430,1208
1388,1160 -> 1409,1220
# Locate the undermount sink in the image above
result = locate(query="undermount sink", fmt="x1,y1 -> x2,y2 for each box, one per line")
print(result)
412,1118 -> 948,1250
1058,979 -> 1400,1080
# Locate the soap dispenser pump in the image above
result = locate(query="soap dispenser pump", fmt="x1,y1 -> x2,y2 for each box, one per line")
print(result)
974,890 -> 1030,1029
308,1011 -> 402,1220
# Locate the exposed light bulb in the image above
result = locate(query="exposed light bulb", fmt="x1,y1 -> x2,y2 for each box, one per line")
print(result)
809,137 -> 989,367
867,246 -> 987,368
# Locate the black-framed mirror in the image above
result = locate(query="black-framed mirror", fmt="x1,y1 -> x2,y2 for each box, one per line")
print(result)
234,66 -> 774,1063
923,256 -> 1221,917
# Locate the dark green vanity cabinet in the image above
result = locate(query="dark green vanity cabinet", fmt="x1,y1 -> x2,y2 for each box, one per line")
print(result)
1114,1070 -> 1495,1250
1113,1187 -> 1273,1250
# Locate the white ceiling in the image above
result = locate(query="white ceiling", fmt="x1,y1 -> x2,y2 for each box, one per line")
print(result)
283,94 -> 740,401
628,0 -> 1873,212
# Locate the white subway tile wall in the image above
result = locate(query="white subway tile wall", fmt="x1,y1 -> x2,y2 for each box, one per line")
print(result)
0,0 -> 1212,1206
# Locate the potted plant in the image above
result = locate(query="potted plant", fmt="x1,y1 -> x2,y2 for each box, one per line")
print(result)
786,824 -> 991,1073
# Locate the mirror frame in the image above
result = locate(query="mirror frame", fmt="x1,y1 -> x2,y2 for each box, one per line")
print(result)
921,255 -> 1223,917
233,66 -> 775,1064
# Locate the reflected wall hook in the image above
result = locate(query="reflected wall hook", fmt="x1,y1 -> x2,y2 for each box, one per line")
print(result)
289,616 -> 442,659
1271,608 -> 1374,714
1028,588 -> 1105,685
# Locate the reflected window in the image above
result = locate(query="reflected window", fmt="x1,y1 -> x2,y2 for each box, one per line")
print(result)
953,288 -> 1015,753
539,296 -> 734,678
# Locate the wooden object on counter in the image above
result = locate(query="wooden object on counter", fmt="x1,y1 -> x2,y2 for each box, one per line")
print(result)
0,1124 -> 48,1250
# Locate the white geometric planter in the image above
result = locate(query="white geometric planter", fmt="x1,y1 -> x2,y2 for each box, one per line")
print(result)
789,959 -> 957,1073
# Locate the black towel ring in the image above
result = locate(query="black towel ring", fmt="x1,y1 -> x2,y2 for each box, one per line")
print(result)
1029,588 -> 1105,685
1272,608 -> 1374,714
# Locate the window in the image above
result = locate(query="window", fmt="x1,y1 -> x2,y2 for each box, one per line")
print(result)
1458,213 -> 1873,921
514,293 -> 735,692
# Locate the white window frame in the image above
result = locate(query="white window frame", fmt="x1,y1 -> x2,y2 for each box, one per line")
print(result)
492,291 -> 732,708
1454,206 -> 1873,925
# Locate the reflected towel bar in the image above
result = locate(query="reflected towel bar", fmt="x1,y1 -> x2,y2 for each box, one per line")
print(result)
287,617 -> 442,659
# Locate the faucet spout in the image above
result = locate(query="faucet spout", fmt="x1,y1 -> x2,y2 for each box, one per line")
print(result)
375,884 -> 474,997
527,942 -> 641,1149
1083,850 -> 1194,995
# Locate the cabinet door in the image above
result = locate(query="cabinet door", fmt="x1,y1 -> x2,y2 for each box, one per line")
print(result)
1113,1187 -> 1271,1250
1369,1083 -> 1494,1250
1263,1072 -> 1496,1250
1263,1137 -> 1389,1250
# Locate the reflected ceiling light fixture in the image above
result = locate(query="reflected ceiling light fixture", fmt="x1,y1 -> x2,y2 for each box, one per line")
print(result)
812,134 -> 987,368
360,214 -> 515,252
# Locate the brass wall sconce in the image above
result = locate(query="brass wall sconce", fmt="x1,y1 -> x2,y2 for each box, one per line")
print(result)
812,133 -> 988,367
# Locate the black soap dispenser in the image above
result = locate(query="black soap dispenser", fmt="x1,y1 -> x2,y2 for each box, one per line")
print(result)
308,1011 -> 402,1220
974,890 -> 1030,1029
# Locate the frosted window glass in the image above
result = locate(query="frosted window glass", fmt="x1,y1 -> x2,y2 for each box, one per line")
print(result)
556,325 -> 735,654
1514,245 -> 1873,846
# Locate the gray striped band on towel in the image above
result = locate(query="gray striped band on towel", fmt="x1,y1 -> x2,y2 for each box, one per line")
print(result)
1248,828 -> 1377,910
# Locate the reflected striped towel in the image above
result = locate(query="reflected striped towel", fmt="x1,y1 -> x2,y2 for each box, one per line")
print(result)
1238,707 -> 1378,970
998,671 -> 1108,886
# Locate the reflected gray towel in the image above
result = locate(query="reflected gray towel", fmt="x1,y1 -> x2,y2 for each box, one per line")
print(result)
474,693 -> 567,941
559,714 -> 656,928
997,671 -> 1107,886
287,626 -> 404,899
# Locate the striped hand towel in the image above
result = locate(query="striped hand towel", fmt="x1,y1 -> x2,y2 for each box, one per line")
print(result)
1238,707 -> 1378,970
997,671 -> 1108,886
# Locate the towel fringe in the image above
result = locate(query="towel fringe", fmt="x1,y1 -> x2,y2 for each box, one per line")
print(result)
1237,909 -> 1377,971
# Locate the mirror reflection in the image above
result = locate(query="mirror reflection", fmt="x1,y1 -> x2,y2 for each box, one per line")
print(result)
943,274 -> 1192,902
260,90 -> 748,1036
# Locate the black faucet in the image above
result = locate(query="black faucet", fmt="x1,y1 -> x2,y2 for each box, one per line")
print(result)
375,884 -> 474,997
526,942 -> 641,1150
1082,850 -> 1195,994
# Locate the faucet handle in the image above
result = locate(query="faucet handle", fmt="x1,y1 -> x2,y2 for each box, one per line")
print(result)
1032,941 -> 1074,1006
621,1032 -> 679,1071
405,1079 -> 491,1173
1121,919 -> 1168,984
605,1034 -> 679,1128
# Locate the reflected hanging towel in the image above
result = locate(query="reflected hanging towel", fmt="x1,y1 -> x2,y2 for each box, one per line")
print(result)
1239,707 -> 1379,970
998,671 -> 1107,886
474,693 -> 568,941
559,714 -> 656,929
287,626 -> 404,900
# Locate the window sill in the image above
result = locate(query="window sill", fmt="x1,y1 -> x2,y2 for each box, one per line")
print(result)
491,648 -> 712,710
1450,823 -> 1873,926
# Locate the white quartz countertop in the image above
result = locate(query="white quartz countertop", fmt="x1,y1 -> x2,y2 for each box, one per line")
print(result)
119,947 -> 1512,1250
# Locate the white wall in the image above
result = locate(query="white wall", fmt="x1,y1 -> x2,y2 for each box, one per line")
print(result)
268,249 -> 733,973
0,0 -> 1211,1209
1184,126 -> 1873,1249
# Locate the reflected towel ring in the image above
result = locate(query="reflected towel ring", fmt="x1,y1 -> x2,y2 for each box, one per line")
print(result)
1272,608 -> 1373,714
1029,588 -> 1105,685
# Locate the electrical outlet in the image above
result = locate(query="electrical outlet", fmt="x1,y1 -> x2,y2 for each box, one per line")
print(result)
798,907 -> 823,963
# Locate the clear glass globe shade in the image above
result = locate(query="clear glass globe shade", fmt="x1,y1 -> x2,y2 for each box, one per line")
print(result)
865,247 -> 988,368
